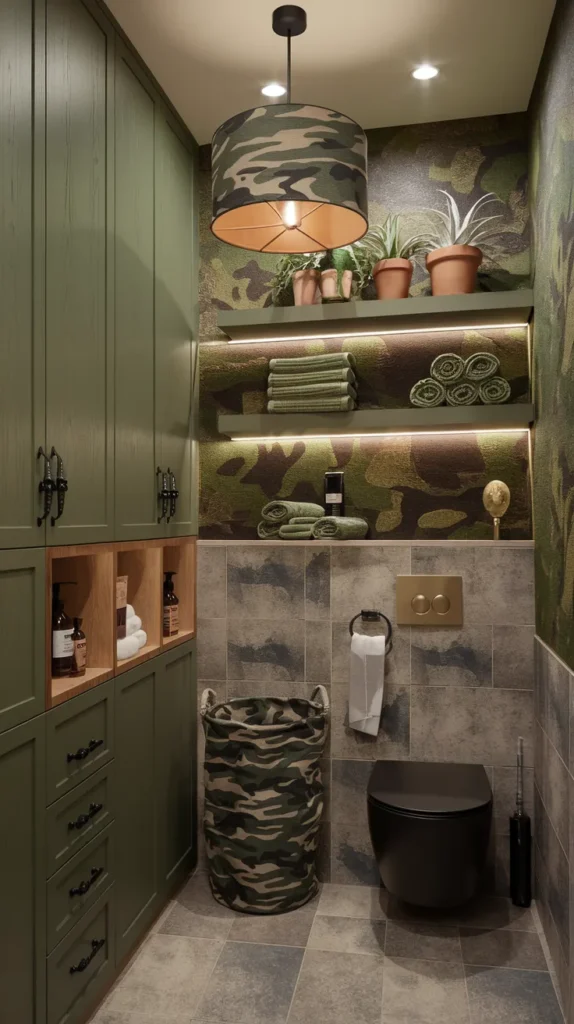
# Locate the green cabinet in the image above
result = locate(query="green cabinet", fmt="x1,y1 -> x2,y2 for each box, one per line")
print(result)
115,661 -> 159,961
0,718 -> 46,1024
0,548 -> 45,733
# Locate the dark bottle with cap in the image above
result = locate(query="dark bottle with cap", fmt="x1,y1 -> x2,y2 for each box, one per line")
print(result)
324,470 -> 345,517
52,582 -> 75,677
70,617 -> 87,678
163,571 -> 179,638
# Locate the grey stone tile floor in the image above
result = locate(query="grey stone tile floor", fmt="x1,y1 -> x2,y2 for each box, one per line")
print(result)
90,872 -> 564,1024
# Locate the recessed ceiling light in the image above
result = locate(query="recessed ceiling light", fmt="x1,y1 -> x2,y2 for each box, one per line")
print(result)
412,63 -> 439,80
261,82 -> 287,97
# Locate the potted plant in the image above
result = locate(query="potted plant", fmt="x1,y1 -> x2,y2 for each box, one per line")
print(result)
424,190 -> 503,295
318,247 -> 361,302
271,252 -> 322,307
354,216 -> 430,299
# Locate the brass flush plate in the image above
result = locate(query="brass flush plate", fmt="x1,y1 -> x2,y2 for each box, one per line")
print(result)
396,575 -> 463,626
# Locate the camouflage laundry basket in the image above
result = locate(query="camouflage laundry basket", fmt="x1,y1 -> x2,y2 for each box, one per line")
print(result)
201,686 -> 329,915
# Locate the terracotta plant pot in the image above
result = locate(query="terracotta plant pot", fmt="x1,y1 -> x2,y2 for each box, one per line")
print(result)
426,245 -> 483,296
372,257 -> 413,300
292,268 -> 320,306
320,268 -> 353,303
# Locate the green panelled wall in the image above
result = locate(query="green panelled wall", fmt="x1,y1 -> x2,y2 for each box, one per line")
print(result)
530,0 -> 574,670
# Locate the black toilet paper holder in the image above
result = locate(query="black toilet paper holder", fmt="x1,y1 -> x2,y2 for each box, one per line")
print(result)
348,610 -> 393,654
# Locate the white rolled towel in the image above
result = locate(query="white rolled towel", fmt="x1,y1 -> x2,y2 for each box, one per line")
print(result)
126,604 -> 135,619
126,614 -> 142,636
133,629 -> 147,650
117,635 -> 140,661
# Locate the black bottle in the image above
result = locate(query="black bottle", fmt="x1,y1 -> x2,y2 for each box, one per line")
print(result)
509,737 -> 532,907
163,571 -> 179,638
52,582 -> 74,677
324,471 -> 345,517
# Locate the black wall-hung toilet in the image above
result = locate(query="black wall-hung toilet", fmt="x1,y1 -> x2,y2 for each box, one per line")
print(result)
367,760 -> 493,909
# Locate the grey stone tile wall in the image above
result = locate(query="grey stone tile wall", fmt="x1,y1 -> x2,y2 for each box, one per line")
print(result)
197,541 -> 535,898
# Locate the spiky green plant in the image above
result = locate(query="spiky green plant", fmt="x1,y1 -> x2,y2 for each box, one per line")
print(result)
270,251 -> 323,305
319,247 -> 363,300
355,215 -> 432,272
424,190 -> 503,250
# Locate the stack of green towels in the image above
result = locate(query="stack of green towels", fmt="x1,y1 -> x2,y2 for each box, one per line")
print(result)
267,352 -> 358,413
258,501 -> 369,540
410,352 -> 511,408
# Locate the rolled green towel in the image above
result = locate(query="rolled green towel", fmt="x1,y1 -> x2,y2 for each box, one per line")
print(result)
312,516 -> 369,539
262,500 -> 325,523
267,382 -> 357,399
478,376 -> 511,404
445,381 -> 480,406
267,396 -> 356,413
410,378 -> 446,408
465,352 -> 500,382
257,521 -> 281,539
269,353 -> 356,374
279,523 -> 314,539
268,368 -> 357,386
430,353 -> 465,384
290,515 -> 324,524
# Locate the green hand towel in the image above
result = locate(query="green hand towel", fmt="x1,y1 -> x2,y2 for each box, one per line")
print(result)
268,368 -> 357,386
267,396 -> 356,413
257,521 -> 281,539
445,381 -> 480,406
278,523 -> 314,539
465,352 -> 500,382
478,376 -> 511,404
262,500 -> 325,523
267,382 -> 357,399
290,515 -> 324,524
430,353 -> 465,385
312,516 -> 369,539
410,378 -> 446,408
269,352 -> 356,374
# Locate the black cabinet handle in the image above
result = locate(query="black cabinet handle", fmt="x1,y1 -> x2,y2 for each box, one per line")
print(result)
157,466 -> 169,523
37,447 -> 54,525
67,738 -> 103,763
50,447 -> 68,525
68,802 -> 103,831
69,938 -> 105,975
69,866 -> 104,898
168,469 -> 179,521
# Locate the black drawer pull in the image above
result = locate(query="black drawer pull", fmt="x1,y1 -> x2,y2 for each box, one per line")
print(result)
67,738 -> 104,763
69,866 -> 104,898
69,938 -> 105,975
68,802 -> 103,832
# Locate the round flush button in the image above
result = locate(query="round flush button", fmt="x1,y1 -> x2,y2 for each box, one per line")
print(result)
432,594 -> 451,615
411,594 -> 431,615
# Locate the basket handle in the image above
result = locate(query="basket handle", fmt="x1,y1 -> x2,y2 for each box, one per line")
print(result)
311,685 -> 330,717
200,688 -> 217,718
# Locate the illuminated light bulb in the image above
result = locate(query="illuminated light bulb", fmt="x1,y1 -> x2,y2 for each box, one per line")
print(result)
412,64 -> 439,80
261,82 -> 287,97
281,201 -> 300,228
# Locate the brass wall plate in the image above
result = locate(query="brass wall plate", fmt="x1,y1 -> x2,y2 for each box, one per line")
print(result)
396,575 -> 463,626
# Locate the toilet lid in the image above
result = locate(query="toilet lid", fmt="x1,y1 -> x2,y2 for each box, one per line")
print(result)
367,760 -> 492,816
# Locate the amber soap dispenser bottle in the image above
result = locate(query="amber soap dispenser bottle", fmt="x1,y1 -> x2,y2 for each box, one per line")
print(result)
163,571 -> 179,638
52,582 -> 74,677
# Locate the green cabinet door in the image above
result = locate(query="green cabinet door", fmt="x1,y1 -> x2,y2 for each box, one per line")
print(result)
0,548 -> 45,733
45,0 -> 114,545
0,0 -> 46,548
115,661 -> 159,961
114,47 -> 165,541
0,717 -> 46,1024
155,112 -> 198,538
156,641 -> 197,897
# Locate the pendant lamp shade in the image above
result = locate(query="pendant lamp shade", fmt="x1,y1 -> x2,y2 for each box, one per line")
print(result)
211,103 -> 368,253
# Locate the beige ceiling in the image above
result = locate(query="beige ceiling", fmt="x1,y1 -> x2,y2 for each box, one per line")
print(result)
107,0 -> 555,145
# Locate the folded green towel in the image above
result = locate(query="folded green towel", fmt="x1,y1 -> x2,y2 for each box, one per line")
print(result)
445,381 -> 480,406
410,378 -> 446,408
269,353 -> 356,374
278,524 -> 314,539
478,376 -> 511,404
267,382 -> 357,399
312,516 -> 369,539
430,353 -> 465,385
268,368 -> 357,386
290,515 -> 324,524
267,396 -> 356,413
257,521 -> 282,539
262,500 -> 325,523
465,352 -> 500,382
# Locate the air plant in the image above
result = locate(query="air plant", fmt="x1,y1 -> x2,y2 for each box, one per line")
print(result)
424,190 -> 503,250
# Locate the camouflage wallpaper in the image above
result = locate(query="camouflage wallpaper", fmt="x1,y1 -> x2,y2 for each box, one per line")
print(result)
199,113 -> 532,540
530,0 -> 574,671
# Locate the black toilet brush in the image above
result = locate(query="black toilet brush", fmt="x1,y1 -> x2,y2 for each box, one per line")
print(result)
509,736 -> 531,907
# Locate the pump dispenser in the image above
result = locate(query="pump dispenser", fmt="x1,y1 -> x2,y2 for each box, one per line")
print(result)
52,582 -> 75,677
163,571 -> 179,638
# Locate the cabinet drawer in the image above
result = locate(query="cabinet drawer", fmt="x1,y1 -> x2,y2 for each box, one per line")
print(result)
47,825 -> 115,954
47,888 -> 115,1024
46,681 -> 114,804
47,764 -> 115,878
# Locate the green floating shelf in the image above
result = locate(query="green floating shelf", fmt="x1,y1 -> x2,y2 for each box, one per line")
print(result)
217,289 -> 534,342
218,404 -> 535,439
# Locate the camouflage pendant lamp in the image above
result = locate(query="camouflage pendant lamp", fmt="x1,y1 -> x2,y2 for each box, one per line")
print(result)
211,5 -> 368,253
